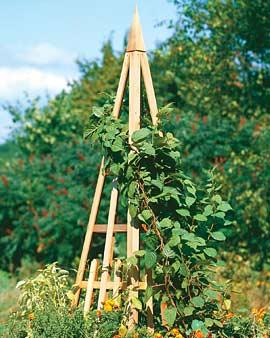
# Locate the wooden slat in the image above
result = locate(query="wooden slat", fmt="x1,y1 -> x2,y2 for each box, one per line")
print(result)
113,260 -> 122,299
161,302 -> 168,327
128,51 -> 141,258
140,53 -> 158,126
80,280 -> 147,290
93,224 -> 127,233
98,183 -> 119,309
112,53 -> 130,118
127,50 -> 141,325
72,157 -> 106,307
83,259 -> 99,316
145,269 -> 154,332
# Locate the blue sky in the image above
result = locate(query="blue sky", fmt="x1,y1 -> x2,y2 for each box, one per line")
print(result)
0,0 -> 176,142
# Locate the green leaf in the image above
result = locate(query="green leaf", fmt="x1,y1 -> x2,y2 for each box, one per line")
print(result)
205,318 -> 214,327
224,299 -> 231,310
144,286 -> 153,303
159,218 -> 173,228
187,185 -> 196,196
168,235 -> 180,247
184,306 -> 194,316
194,214 -> 207,222
134,250 -> 145,257
162,245 -> 175,258
131,297 -> 142,310
171,261 -> 180,273
191,319 -> 204,330
128,181 -> 137,198
185,196 -> 196,207
176,208 -> 190,217
211,231 -> 226,241
214,319 -> 223,328
127,256 -> 137,266
204,289 -> 219,300
142,143 -> 155,156
213,211 -> 225,219
178,263 -> 189,276
191,296 -> 205,308
204,247 -> 217,257
212,194 -> 222,204
129,204 -> 137,218
131,128 -> 151,143
139,209 -> 152,222
145,251 -> 157,269
217,202 -> 232,212
151,179 -> 163,191
164,307 -> 177,327
111,143 -> 122,152
203,205 -> 213,216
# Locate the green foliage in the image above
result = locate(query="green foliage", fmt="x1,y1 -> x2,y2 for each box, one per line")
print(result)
0,139 -> 110,269
85,102 -> 233,335
151,0 -> 270,263
15,263 -> 71,316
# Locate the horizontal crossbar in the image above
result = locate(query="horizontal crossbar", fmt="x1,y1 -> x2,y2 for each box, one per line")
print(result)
80,280 -> 147,290
93,224 -> 127,233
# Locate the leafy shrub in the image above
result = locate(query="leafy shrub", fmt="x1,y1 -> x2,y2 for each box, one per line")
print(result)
84,102 -> 234,336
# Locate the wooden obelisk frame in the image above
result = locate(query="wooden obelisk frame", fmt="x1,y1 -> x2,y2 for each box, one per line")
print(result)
72,7 -> 158,329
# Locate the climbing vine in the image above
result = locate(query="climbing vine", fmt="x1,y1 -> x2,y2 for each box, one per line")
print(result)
85,102 -> 233,336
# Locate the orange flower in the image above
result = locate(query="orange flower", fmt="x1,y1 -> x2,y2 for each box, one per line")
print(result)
225,312 -> 234,320
28,312 -> 35,320
96,310 -> 102,318
194,331 -> 204,338
252,307 -> 266,323
154,334 -> 163,338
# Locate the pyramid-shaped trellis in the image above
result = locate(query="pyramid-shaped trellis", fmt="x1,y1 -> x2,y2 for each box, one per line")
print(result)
72,7 -> 159,330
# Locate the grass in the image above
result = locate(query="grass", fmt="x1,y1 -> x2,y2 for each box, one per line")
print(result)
0,270 -> 19,335
0,258 -> 40,335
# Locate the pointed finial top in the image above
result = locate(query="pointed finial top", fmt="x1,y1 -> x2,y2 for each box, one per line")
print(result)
126,5 -> 146,52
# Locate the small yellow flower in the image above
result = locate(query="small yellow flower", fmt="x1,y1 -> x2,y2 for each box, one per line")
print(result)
107,299 -> 115,306
171,328 -> 180,336
103,299 -> 115,311
104,303 -> 113,312
176,335 -> 184,338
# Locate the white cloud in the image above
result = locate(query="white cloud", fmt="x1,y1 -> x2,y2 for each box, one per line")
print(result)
0,67 -> 69,100
18,42 -> 75,65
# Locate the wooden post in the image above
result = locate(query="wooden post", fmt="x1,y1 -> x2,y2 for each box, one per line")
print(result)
72,157 -> 106,307
98,181 -> 118,309
84,259 -> 99,316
